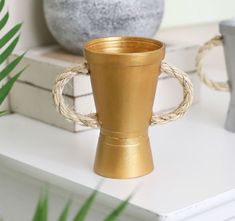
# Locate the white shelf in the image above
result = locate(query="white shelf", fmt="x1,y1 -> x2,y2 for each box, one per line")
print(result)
1,84 -> 235,220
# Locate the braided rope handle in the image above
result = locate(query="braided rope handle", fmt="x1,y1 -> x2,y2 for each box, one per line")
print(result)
52,63 -> 99,128
52,62 -> 193,128
151,62 -> 193,125
196,35 -> 230,91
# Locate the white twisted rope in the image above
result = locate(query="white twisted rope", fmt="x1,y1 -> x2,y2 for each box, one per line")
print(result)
52,63 -> 99,128
151,62 -> 193,125
53,62 -> 193,128
196,35 -> 230,92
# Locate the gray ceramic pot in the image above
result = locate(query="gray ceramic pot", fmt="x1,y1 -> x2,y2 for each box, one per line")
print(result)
43,0 -> 164,54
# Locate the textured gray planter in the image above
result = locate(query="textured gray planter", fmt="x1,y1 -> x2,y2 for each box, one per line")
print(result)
43,0 -> 164,54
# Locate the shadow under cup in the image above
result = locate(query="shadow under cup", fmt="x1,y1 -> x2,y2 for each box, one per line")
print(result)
84,37 -> 165,178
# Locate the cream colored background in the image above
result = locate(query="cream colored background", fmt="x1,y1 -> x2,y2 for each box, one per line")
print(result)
6,0 -> 54,50
162,0 -> 235,28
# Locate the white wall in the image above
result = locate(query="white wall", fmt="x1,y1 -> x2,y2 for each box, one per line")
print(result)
7,0 -> 55,50
162,0 -> 235,28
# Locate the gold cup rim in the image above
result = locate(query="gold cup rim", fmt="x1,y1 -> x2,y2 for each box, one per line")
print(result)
84,36 -> 165,56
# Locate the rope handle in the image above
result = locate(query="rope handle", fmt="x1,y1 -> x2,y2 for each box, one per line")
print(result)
52,62 -> 193,128
52,63 -> 99,128
151,62 -> 193,125
195,35 -> 230,92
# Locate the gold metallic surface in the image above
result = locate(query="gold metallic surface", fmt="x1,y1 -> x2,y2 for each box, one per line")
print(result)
84,37 -> 165,179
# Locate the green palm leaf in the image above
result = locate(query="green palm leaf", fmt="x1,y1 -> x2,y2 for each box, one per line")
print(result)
0,12 -> 9,31
0,0 -> 26,114
0,187 -> 131,221
0,110 -> 8,116
103,196 -> 131,221
32,191 -> 48,221
0,53 -> 26,81
73,190 -> 98,221
0,0 -> 5,12
58,200 -> 71,221
0,71 -> 21,105
0,23 -> 22,48
0,35 -> 20,65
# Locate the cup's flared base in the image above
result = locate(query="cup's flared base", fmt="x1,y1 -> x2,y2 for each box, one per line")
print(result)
94,132 -> 154,179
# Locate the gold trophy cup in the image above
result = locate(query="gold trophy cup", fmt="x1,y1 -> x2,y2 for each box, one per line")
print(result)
53,37 -> 193,179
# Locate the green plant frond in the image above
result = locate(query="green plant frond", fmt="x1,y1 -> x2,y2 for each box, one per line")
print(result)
0,110 -> 8,116
103,196 -> 131,221
32,190 -> 48,221
0,0 -> 26,116
73,190 -> 98,221
58,200 -> 72,221
0,71 -> 21,105
0,23 -> 22,48
0,0 -> 5,12
0,52 -> 26,81
0,35 -> 20,65
41,191 -> 48,221
32,195 -> 44,221
0,12 -> 9,31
